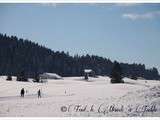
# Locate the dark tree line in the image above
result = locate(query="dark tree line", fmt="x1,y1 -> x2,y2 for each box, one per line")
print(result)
0,33 -> 159,80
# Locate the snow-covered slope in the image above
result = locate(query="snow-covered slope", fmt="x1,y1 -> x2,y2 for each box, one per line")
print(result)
0,76 -> 160,117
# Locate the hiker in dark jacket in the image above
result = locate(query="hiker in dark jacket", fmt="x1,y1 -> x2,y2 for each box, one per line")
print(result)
38,89 -> 41,98
20,88 -> 25,97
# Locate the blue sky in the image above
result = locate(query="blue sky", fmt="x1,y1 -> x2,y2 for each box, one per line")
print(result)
0,3 -> 160,72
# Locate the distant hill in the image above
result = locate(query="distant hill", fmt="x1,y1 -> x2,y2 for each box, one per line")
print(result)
0,33 -> 159,80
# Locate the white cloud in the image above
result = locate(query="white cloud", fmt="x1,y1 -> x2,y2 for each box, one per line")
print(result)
114,3 -> 140,7
122,11 -> 160,20
40,3 -> 58,8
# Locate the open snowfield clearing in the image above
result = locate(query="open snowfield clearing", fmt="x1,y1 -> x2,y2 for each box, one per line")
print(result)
0,76 -> 160,117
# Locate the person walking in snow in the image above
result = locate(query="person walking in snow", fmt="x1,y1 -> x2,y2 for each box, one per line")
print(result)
20,88 -> 25,97
38,89 -> 41,98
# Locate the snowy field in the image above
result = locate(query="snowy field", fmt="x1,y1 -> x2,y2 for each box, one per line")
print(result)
0,76 -> 160,117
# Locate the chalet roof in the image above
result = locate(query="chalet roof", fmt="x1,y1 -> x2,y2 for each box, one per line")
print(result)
84,69 -> 92,73
39,73 -> 62,79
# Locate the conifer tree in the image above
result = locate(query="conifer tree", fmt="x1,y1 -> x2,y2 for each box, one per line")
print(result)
110,62 -> 124,83
17,71 -> 28,82
6,75 -> 12,81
